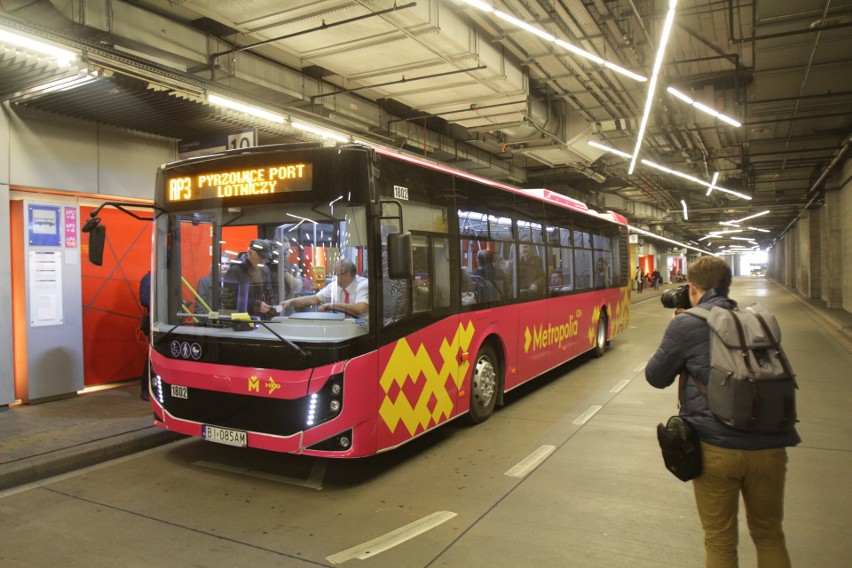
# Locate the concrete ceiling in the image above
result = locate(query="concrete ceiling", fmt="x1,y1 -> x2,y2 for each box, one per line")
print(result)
2,0 -> 851,252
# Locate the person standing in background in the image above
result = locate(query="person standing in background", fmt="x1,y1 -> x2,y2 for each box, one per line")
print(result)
197,254 -> 231,312
226,239 -> 275,318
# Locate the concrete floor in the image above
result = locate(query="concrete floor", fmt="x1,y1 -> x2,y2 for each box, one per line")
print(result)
0,277 -> 850,567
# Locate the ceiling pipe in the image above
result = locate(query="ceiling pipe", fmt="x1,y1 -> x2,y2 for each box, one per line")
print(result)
779,0 -> 831,173
311,66 -> 487,101
729,0 -> 852,43
210,2 -> 417,60
772,134 -> 852,244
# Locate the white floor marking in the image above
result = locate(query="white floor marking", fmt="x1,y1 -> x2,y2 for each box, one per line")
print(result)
504,445 -> 556,478
610,379 -> 631,393
326,511 -> 457,564
193,459 -> 325,490
633,362 -> 647,373
572,404 -> 603,425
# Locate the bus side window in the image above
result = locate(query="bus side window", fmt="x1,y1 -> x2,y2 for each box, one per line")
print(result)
412,235 -> 431,312
433,237 -> 450,309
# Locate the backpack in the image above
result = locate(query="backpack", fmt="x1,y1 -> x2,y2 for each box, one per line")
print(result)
687,304 -> 798,432
470,274 -> 501,303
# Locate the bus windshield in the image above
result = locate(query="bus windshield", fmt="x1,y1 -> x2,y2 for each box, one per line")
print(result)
153,198 -> 370,344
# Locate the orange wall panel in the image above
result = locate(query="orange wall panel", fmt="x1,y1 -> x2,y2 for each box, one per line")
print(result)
80,206 -> 151,386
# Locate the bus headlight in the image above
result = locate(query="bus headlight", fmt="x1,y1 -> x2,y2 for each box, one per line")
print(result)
304,373 -> 344,427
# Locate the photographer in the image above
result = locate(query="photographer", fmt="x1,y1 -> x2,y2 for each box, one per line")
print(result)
645,256 -> 800,567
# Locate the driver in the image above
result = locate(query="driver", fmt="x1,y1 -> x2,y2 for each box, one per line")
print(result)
279,258 -> 368,316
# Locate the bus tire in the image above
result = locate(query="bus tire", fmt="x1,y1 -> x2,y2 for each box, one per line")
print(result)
468,344 -> 499,424
592,314 -> 607,358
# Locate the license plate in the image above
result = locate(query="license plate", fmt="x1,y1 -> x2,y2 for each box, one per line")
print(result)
171,385 -> 188,399
203,425 -> 247,447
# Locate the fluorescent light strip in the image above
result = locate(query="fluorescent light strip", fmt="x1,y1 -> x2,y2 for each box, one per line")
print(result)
464,0 -> 494,12
603,61 -> 647,82
494,10 -> 555,42
706,172 -> 719,196
680,199 -> 688,220
666,87 -> 741,127
628,0 -> 678,174
0,29 -> 76,65
463,2 -> 646,82
642,159 -> 752,200
291,121 -> 349,143
554,38 -> 604,65
588,140 -> 752,200
704,229 -> 744,239
629,224 -> 713,256
587,140 -> 633,159
18,74 -> 98,98
208,94 -> 285,123
734,210 -> 770,223
749,226 -> 771,233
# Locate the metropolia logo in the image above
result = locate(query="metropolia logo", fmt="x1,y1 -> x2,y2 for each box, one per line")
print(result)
524,309 -> 583,353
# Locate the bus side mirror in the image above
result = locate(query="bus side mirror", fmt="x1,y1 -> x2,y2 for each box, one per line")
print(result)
82,217 -> 106,266
388,232 -> 412,279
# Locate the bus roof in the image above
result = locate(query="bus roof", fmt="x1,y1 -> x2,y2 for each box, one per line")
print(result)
159,142 -> 627,227
374,146 -> 627,227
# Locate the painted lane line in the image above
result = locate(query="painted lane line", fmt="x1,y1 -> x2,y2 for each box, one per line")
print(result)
193,460 -> 324,490
505,445 -> 556,478
633,362 -> 647,373
572,404 -> 603,425
305,459 -> 328,489
610,379 -> 631,393
326,511 -> 457,564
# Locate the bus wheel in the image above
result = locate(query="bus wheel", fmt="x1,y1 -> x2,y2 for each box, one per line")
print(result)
469,344 -> 499,423
592,315 -> 607,358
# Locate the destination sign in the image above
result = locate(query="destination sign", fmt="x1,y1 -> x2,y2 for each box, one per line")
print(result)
166,163 -> 312,202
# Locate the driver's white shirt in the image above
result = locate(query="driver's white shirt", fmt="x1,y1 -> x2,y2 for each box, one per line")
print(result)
316,274 -> 368,306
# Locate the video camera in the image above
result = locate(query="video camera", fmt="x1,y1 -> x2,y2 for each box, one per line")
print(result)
660,284 -> 691,310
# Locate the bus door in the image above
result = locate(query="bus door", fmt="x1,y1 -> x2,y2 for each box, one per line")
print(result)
376,233 -> 462,449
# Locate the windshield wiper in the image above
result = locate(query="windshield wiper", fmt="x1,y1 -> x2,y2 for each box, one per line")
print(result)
156,312 -> 311,359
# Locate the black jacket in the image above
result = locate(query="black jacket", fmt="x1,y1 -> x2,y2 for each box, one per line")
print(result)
645,289 -> 800,450
225,252 -> 273,317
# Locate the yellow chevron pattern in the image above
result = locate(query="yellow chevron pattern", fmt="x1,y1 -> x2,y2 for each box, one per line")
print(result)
379,321 -> 475,436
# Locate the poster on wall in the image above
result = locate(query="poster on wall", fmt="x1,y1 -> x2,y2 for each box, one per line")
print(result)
28,250 -> 64,327
28,204 -> 62,247
63,206 -> 79,264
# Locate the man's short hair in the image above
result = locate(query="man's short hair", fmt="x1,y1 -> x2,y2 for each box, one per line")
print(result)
250,239 -> 273,260
334,258 -> 357,276
688,256 -> 731,295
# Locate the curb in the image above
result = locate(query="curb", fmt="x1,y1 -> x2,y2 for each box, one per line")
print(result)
0,427 -> 182,492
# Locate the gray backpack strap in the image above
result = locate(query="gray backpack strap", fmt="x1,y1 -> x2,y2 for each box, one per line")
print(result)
685,306 -> 710,319
683,306 -> 711,396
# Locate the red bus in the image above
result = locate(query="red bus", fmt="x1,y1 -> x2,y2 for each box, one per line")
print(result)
141,143 -> 630,456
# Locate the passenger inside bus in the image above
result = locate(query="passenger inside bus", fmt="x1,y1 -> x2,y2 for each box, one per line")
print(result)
225,239 -> 275,318
550,271 -> 564,289
460,267 -> 476,305
275,262 -> 305,316
514,243 -> 545,297
596,257 -> 611,288
279,258 -> 368,316
196,254 -> 231,312
471,249 -> 502,303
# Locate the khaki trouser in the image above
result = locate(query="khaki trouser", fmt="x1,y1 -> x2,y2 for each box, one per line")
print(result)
693,443 -> 792,568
